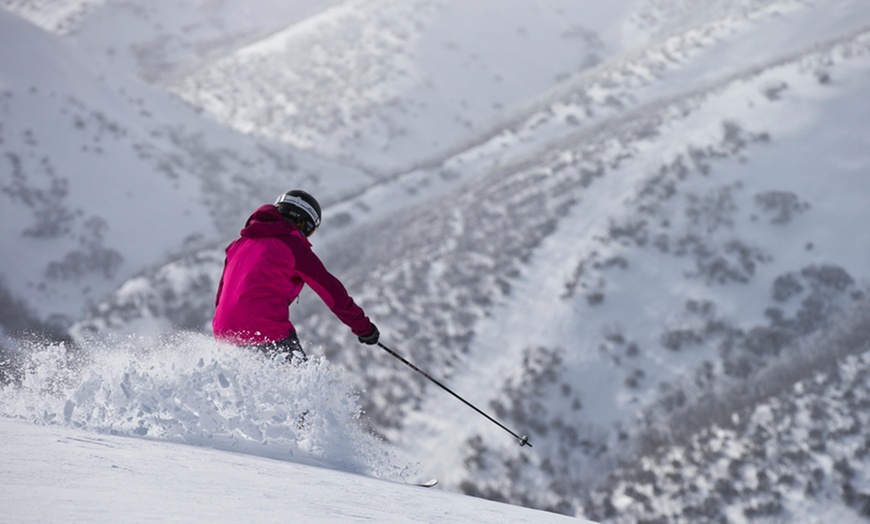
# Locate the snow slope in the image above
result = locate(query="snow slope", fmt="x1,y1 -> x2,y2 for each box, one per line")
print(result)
0,333 -> 580,522
0,8 -> 373,328
169,0 -> 624,175
0,417 -> 578,523
405,17 -> 870,490
4,0 -> 870,520
581,313 -> 870,522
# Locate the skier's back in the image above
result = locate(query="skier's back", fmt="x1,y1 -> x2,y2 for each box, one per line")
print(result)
213,190 -> 379,358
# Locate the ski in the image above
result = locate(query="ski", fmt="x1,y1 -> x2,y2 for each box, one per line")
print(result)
413,479 -> 438,488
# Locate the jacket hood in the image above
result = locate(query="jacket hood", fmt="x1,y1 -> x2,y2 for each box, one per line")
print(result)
240,205 -> 309,243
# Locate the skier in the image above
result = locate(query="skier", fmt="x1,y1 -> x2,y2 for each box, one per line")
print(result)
213,190 -> 379,360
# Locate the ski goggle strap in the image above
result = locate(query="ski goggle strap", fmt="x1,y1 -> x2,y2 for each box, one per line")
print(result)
274,194 -> 321,228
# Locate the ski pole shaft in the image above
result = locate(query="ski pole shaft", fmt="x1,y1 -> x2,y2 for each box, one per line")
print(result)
376,341 -> 531,448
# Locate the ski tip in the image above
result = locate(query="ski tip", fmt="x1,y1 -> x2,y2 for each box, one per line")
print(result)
415,479 -> 439,488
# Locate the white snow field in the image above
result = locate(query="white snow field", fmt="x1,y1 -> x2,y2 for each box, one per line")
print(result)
0,334 -> 580,523
0,417 -> 578,523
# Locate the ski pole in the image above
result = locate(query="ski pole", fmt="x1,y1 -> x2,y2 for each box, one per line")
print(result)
376,341 -> 532,448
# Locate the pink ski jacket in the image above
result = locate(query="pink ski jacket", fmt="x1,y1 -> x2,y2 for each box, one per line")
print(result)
213,205 -> 373,345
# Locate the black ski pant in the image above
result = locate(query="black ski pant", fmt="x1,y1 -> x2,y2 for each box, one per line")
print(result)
247,331 -> 307,362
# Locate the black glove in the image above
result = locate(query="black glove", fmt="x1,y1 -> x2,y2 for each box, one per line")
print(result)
358,323 -> 379,345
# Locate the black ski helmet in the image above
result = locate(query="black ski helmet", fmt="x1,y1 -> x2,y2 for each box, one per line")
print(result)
274,189 -> 322,237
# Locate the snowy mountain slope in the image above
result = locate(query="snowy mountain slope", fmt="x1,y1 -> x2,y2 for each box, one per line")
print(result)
581,310 -> 870,523
300,3 -> 870,511
0,0 -> 106,35
3,0 -> 870,520
416,28 -> 870,511
0,0 -> 343,82
166,0 -> 855,176
59,0 -> 870,513
0,9 -> 373,330
169,0 -> 625,175
71,0 -> 870,338
0,418 -> 579,523
0,334 -> 404,477
0,334 -> 583,522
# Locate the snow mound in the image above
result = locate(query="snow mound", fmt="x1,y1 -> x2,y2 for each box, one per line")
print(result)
0,332 -> 412,481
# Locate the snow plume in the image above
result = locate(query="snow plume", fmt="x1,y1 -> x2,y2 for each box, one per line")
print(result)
0,332 -> 414,481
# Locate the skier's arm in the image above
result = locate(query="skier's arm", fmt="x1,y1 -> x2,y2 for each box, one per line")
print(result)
290,242 -> 374,337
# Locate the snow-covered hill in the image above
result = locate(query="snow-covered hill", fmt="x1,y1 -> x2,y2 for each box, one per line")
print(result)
3,0 -> 870,520
1,419 -> 571,524
0,7 -> 373,330
0,334 -> 582,522
581,305 -> 870,522
169,0 -> 621,175
0,416 -> 578,523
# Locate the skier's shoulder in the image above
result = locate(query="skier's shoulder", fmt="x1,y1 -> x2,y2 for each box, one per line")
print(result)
282,228 -> 314,252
